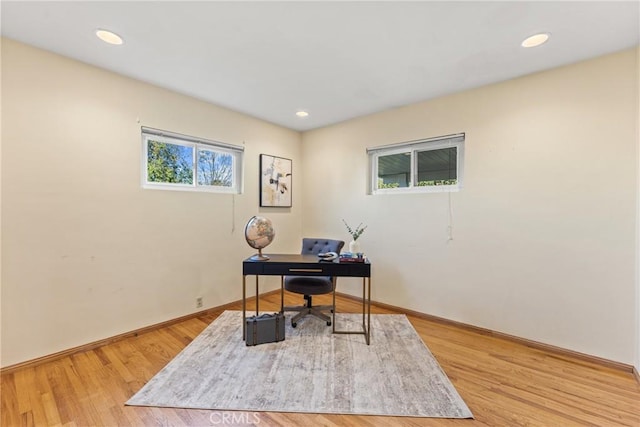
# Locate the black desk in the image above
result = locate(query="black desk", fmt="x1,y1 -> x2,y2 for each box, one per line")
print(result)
242,254 -> 372,344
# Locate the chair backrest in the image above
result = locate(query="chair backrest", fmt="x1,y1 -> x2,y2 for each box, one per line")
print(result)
301,238 -> 345,255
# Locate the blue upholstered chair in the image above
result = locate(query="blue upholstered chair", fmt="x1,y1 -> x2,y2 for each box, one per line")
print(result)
284,238 -> 345,328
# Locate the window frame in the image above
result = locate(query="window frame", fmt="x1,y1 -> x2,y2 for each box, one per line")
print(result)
369,133 -> 464,194
141,127 -> 243,194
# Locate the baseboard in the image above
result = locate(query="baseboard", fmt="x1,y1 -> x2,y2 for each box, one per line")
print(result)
3,289 -> 633,377
336,292 -> 635,375
0,290 -> 281,375
634,366 -> 640,384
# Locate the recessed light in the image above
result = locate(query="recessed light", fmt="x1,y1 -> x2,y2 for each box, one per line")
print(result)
521,33 -> 549,48
96,29 -> 124,45
296,111 -> 309,118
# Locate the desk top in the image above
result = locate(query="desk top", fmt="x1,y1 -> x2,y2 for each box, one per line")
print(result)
244,254 -> 325,263
243,254 -> 370,277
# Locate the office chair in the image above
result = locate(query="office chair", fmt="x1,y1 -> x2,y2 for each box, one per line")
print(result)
284,238 -> 345,328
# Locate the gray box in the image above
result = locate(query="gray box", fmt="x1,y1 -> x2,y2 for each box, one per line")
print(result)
245,312 -> 285,346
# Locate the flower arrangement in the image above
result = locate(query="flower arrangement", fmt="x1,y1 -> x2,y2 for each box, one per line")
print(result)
342,219 -> 367,241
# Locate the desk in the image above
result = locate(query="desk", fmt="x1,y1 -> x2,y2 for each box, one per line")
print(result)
242,254 -> 372,344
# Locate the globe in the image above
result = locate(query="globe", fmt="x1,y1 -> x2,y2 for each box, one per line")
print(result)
244,216 -> 275,261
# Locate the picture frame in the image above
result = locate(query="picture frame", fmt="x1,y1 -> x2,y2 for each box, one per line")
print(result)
260,154 -> 292,207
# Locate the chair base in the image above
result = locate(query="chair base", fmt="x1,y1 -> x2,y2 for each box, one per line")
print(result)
283,295 -> 333,327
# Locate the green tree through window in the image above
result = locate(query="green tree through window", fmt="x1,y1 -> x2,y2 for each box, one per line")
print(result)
147,140 -> 193,184
142,127 -> 243,193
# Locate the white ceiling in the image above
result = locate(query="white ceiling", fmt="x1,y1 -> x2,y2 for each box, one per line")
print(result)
2,1 -> 639,132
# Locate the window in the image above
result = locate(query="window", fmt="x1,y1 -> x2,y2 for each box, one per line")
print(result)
142,127 -> 243,193
368,133 -> 464,193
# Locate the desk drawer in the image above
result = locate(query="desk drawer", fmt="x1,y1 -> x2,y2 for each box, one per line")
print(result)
243,257 -> 370,277
263,263 -> 329,275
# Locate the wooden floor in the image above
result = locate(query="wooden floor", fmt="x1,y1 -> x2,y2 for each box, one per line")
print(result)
2,293 -> 639,426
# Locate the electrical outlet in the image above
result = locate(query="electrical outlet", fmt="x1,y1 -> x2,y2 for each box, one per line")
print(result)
196,297 -> 203,308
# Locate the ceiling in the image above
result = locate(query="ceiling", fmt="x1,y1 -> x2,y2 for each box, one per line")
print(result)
2,1 -> 638,132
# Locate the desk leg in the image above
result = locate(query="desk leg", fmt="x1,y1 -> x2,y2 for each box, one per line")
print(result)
361,277 -> 366,332
242,275 -> 246,340
367,276 -> 371,345
332,277 -> 337,333
280,276 -> 284,313
255,275 -> 259,315
361,277 -> 371,345
332,275 -> 370,344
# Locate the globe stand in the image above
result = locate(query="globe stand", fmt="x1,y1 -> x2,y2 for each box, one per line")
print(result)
250,248 -> 270,261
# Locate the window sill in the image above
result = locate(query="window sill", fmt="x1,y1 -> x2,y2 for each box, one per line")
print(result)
142,183 -> 240,194
372,186 -> 460,195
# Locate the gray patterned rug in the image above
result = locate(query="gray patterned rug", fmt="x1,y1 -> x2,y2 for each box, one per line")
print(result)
126,310 -> 473,418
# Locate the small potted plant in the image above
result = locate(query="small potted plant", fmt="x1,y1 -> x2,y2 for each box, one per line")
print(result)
342,219 -> 367,254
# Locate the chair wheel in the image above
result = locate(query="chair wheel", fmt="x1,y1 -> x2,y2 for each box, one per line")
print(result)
292,322 -> 297,328
327,321 -> 332,326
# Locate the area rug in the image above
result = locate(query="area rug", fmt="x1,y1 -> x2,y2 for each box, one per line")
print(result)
126,310 -> 473,418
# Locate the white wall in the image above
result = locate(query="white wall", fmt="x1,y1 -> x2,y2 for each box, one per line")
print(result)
636,44 -> 640,374
2,38 -> 639,369
0,39 -> 302,367
0,38 -> 3,367
302,48 -> 638,364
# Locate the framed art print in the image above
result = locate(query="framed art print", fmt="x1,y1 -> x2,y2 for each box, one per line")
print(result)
260,154 -> 292,207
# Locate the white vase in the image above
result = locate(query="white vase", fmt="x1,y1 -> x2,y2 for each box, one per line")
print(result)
349,239 -> 361,254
